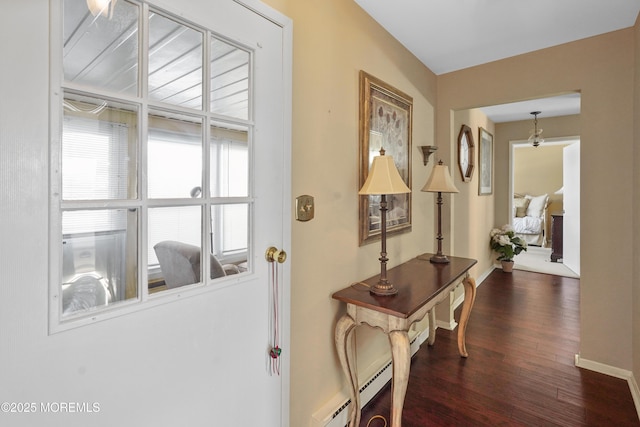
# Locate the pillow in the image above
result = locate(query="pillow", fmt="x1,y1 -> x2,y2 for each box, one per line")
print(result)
526,194 -> 548,218
513,197 -> 530,218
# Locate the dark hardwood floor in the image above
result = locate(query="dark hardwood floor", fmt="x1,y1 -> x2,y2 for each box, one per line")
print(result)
360,269 -> 640,426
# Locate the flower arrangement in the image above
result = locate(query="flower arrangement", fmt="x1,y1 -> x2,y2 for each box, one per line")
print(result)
490,224 -> 527,262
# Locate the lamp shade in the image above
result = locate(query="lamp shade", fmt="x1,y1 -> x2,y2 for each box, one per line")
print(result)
421,161 -> 459,193
359,154 -> 411,195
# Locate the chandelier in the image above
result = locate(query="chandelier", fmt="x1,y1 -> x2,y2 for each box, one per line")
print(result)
528,111 -> 544,147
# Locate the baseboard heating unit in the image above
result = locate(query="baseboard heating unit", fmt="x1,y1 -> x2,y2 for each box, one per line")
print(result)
311,331 -> 426,427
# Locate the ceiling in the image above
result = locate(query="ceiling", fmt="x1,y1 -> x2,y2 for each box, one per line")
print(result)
354,0 -> 640,122
478,93 -> 581,123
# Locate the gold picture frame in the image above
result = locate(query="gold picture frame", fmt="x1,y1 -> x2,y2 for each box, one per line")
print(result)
359,71 -> 413,246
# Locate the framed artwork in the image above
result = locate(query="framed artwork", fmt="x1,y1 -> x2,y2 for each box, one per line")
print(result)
478,127 -> 493,195
358,71 -> 413,246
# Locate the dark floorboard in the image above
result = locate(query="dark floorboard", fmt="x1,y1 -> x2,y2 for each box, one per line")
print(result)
360,269 -> 640,426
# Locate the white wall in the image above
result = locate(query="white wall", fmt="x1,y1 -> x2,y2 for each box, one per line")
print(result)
563,142 -> 580,275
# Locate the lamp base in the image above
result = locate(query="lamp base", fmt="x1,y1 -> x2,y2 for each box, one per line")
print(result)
370,281 -> 398,296
429,253 -> 450,264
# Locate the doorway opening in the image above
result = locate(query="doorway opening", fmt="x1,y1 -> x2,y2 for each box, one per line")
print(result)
509,137 -> 580,278
479,93 -> 581,278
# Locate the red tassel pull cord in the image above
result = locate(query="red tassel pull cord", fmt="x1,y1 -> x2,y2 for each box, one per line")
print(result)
269,260 -> 282,375
270,347 -> 282,359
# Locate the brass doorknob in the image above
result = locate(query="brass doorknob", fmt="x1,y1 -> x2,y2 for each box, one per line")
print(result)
265,246 -> 287,263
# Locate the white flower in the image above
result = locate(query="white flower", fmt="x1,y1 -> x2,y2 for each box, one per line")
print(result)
497,235 -> 511,246
501,224 -> 513,232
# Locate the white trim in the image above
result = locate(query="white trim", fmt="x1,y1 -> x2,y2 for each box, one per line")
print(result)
274,7 -> 293,427
574,354 -> 640,421
476,264 -> 496,285
629,375 -> 640,422
512,136 -> 580,149
574,354 -> 632,380
436,315 -> 458,331
234,0 -> 292,28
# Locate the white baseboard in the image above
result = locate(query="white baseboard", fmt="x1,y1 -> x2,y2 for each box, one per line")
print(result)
574,354 -> 632,379
574,354 -> 640,421
476,264 -> 495,285
629,375 -> 640,421
436,318 -> 457,331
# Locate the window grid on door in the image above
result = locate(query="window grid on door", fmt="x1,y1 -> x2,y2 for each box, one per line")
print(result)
50,0 -> 254,331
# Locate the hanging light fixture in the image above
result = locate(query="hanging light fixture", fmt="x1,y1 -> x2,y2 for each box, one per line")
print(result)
528,111 -> 544,147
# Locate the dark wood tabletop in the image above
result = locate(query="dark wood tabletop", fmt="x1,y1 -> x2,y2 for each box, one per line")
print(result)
332,254 -> 477,319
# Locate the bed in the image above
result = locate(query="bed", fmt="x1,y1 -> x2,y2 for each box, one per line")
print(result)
512,193 -> 549,247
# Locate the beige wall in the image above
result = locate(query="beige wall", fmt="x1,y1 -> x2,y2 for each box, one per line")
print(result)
514,143 -> 566,238
452,109 -> 495,270
495,115 -> 581,228
266,1 -> 637,424
514,144 -> 565,197
439,30 -> 634,371
262,0 -> 439,425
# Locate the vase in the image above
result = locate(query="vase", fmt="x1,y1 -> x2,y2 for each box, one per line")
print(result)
501,260 -> 514,273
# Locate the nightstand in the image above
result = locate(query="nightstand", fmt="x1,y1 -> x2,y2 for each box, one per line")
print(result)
551,213 -> 563,262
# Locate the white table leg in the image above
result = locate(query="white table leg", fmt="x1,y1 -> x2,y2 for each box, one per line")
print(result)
335,314 -> 359,426
388,330 -> 410,427
427,309 -> 436,346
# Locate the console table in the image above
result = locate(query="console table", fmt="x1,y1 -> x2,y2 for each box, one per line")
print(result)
332,254 -> 477,427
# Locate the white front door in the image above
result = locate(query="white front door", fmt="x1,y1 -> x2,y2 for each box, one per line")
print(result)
46,1 -> 291,426
160,1 -> 292,424
200,1 -> 291,424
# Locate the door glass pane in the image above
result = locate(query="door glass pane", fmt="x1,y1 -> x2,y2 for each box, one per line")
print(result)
210,203 -> 249,277
63,0 -> 139,95
210,124 -> 249,197
148,206 -> 202,292
210,36 -> 250,120
148,12 -> 203,109
61,209 -> 138,317
62,94 -> 138,201
148,110 -> 202,199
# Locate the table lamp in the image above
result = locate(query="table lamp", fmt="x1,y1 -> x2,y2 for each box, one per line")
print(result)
421,160 -> 458,263
359,149 -> 411,296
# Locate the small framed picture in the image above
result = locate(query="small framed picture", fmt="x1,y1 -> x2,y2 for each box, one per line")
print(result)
478,127 -> 493,195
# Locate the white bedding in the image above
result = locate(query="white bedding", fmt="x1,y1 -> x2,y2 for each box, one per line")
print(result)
513,215 -> 543,234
